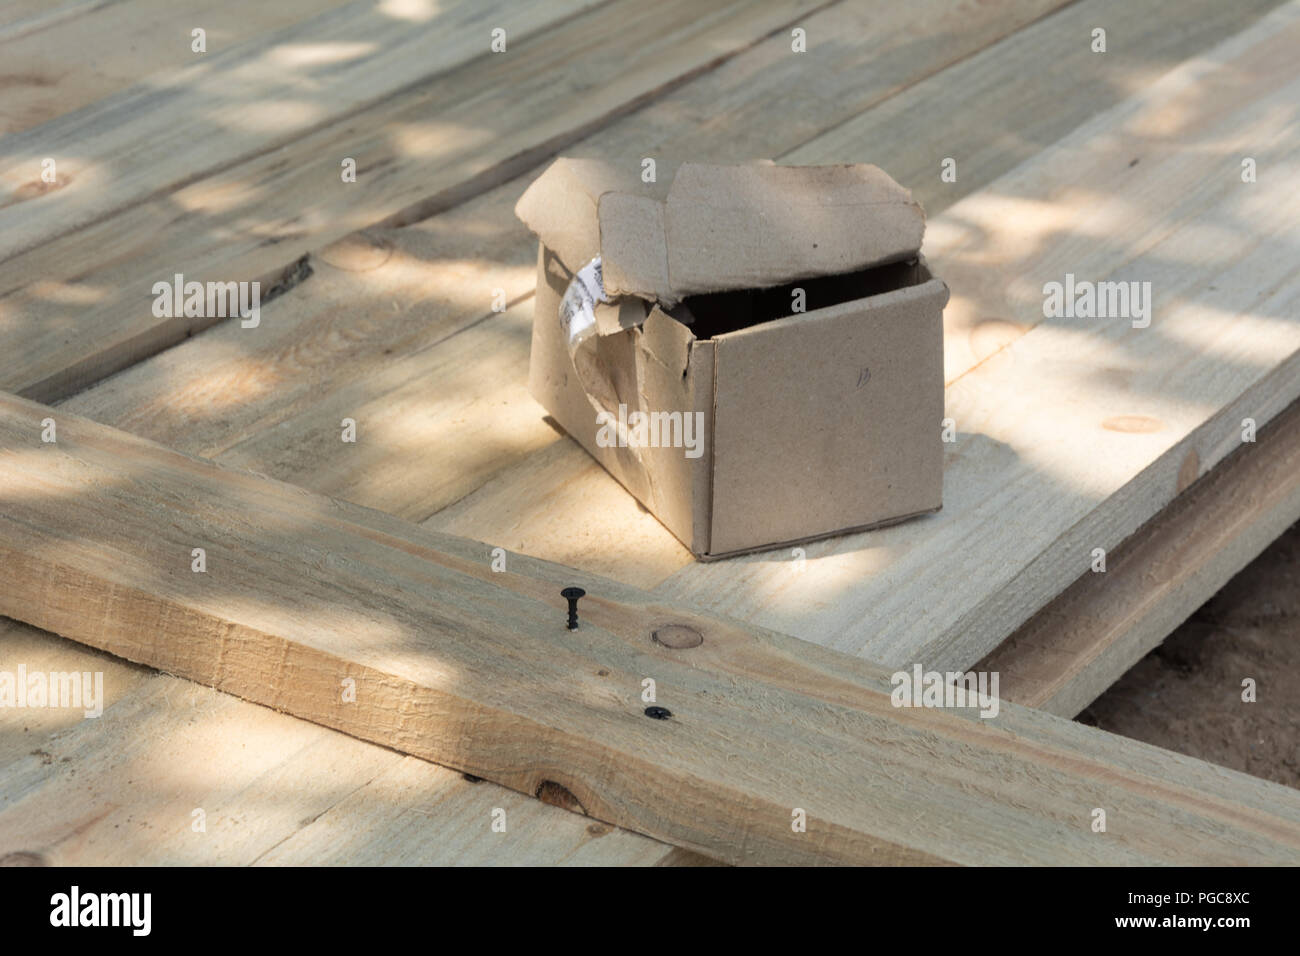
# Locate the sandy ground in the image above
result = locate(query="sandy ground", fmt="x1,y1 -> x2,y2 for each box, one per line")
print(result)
1079,521 -> 1300,789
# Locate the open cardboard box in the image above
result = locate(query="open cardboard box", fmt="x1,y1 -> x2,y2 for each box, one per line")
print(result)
518,159 -> 947,560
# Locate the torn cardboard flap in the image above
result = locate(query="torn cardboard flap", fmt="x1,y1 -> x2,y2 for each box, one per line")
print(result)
516,159 -> 926,309
594,296 -> 648,338
515,158 -> 668,280
639,306 -> 695,379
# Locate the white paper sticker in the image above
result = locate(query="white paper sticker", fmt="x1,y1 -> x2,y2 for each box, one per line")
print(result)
559,256 -> 609,351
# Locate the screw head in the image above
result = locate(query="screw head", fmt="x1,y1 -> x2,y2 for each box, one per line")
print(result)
644,706 -> 672,720
561,587 -> 586,601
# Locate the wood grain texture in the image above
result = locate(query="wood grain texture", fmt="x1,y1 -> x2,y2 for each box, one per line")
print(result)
62,0 -> 1298,686
0,617 -> 676,865
0,0 -> 605,260
783,0 -> 1283,233
657,2 -> 1300,669
982,397 -> 1300,717
9,0 -> 1081,868
0,0 -> 831,401
16,0 -> 1296,866
64,0 -> 1146,515
0,0 -> 123,42
2,393 -> 1300,865
0,0 -> 356,135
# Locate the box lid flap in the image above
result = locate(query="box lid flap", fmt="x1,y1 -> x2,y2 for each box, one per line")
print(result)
514,158 -> 666,278
517,160 -> 925,308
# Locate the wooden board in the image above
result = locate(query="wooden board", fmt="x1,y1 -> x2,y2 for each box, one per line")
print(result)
657,1 -> 1300,668
0,617 -> 682,865
0,0 -> 607,259
60,0 -> 1296,681
983,396 -> 1300,716
3,392 -> 1300,865
0,0 -> 356,135
782,0 -> 1284,233
0,0 -> 836,401
9,0 -> 1296,867
7,0 -> 1084,868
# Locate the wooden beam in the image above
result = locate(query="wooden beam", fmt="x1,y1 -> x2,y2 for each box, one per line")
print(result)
0,616 -> 686,866
984,396 -> 1300,716
2,392 -> 1299,865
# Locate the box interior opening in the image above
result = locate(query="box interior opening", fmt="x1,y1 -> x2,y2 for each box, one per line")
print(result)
669,257 -> 924,340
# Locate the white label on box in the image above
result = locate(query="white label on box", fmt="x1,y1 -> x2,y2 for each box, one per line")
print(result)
558,256 -> 609,351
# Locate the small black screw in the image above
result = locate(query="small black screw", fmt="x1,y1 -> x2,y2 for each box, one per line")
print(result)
644,706 -> 672,720
560,586 -> 586,630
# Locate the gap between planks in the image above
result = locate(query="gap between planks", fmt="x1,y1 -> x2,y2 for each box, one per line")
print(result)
985,396 -> 1300,717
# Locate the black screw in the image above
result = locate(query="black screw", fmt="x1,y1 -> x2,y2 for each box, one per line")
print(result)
560,586 -> 586,629
644,706 -> 672,720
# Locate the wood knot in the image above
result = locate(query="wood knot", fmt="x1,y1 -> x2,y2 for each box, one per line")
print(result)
535,780 -> 587,815
316,231 -> 394,272
652,624 -> 703,649
14,174 -> 70,202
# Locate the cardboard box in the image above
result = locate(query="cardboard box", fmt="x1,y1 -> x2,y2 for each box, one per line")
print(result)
517,159 -> 947,559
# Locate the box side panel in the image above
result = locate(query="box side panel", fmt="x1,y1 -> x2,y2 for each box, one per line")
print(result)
529,246 -> 647,499
690,341 -> 716,556
528,245 -> 705,551
633,319 -> 714,555
708,280 -> 945,554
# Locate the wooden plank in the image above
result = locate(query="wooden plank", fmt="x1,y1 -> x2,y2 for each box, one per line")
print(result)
0,0 -> 607,261
60,0 -> 1300,679
420,0 -> 1289,580
64,0 -> 1167,495
30,202 -> 667,862
787,0 -> 1289,383
982,397 -> 1300,717
0,0 -> 122,42
782,0 -> 1285,232
2,393 -> 1300,865
0,0 -> 834,401
26,0 -> 1289,864
656,1 -> 1300,669
0,616 -> 682,865
0,0 -> 356,135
